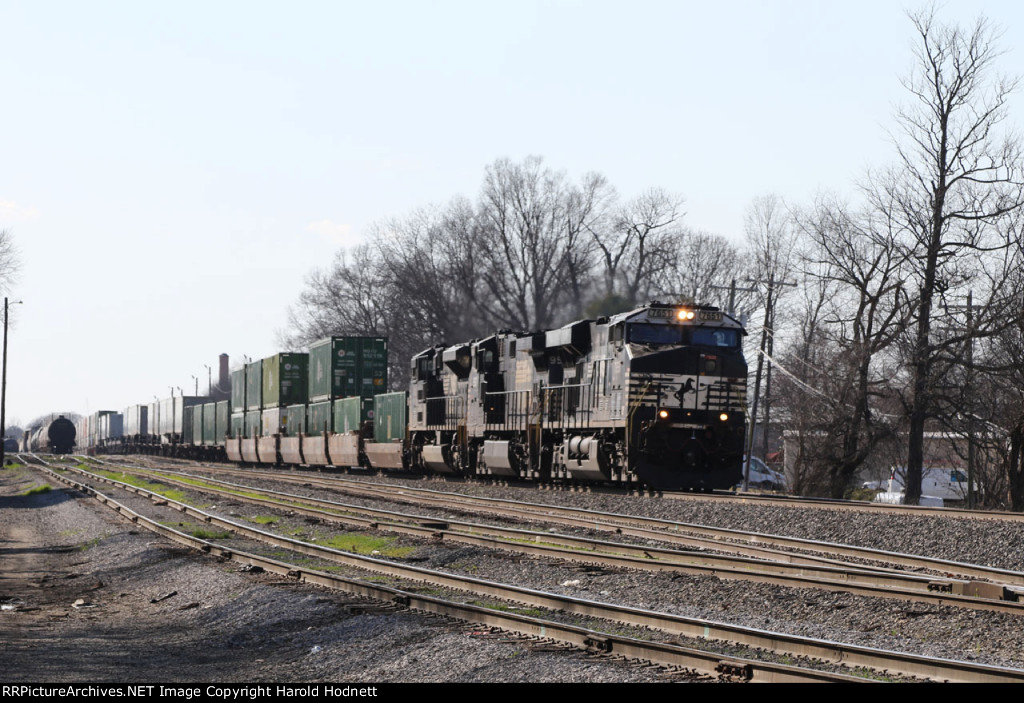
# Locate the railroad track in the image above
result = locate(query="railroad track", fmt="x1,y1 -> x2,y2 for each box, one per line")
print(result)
95,456 -> 1024,593
66,458 -> 1024,614
83,451 -> 1024,523
21,454 -> 869,683
28,454 -> 1024,682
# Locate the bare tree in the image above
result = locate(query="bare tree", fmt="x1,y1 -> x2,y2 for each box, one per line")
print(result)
476,157 -> 580,331
875,8 -> 1024,503
282,158 -> 692,388
743,195 -> 797,468
280,244 -> 416,388
656,229 -> 743,309
783,196 -> 907,496
592,188 -> 684,307
0,230 -> 17,292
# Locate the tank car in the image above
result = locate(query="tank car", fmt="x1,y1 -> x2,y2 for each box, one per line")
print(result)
28,415 -> 77,454
399,302 -> 747,490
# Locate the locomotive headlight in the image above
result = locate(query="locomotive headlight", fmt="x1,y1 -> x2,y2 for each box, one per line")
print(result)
658,409 -> 670,420
719,412 -> 729,422
676,309 -> 695,321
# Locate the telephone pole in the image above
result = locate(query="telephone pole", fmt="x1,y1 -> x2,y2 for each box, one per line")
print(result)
741,275 -> 796,490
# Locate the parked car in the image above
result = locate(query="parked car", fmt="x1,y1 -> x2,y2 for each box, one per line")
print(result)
871,466 -> 979,506
739,456 -> 786,491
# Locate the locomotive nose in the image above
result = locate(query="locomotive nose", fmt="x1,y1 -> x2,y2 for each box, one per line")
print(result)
679,437 -> 706,469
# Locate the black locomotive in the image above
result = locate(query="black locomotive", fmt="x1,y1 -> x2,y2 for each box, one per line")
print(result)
403,302 -> 748,490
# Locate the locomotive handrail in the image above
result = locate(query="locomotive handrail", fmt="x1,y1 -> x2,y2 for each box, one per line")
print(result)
424,394 -> 464,431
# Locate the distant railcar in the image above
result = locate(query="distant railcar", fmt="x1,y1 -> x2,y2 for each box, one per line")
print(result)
28,416 -> 77,454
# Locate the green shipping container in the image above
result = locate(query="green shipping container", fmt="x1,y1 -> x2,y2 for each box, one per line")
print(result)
332,397 -> 360,434
187,405 -> 200,446
308,337 -> 388,403
307,401 -> 333,435
373,392 -> 407,443
231,367 -> 246,414
246,360 -> 263,411
244,409 -> 262,437
262,353 -> 309,409
230,412 -> 245,438
216,401 -> 229,443
202,402 -> 217,445
284,404 -> 307,436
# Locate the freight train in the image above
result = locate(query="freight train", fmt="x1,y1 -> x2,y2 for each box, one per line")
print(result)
73,302 -> 748,491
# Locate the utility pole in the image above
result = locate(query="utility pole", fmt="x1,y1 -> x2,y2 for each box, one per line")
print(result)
948,291 -> 981,509
1,297 -> 23,467
741,275 -> 796,490
710,279 -> 757,318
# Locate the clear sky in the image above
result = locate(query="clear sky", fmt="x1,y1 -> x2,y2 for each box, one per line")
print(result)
2,0 -> 1022,427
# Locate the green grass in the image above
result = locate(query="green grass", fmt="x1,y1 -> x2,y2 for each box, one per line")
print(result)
469,600 -> 545,617
845,487 -> 880,502
96,470 -> 186,502
361,575 -> 393,584
160,521 -> 233,540
250,515 -> 278,525
22,484 -> 52,496
316,533 -> 415,558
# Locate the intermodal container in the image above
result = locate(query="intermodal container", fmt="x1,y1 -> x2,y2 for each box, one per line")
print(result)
246,360 -> 263,411
285,404 -> 307,436
230,412 -> 245,439
373,392 -> 406,443
97,411 -> 123,443
148,401 -> 159,439
185,405 -> 198,446
307,401 -> 333,435
308,337 -> 388,403
262,353 -> 309,409
261,407 -> 283,436
231,367 -> 246,413
244,410 -> 262,437
202,402 -> 217,445
333,397 -> 362,433
216,401 -> 229,444
123,405 -> 148,437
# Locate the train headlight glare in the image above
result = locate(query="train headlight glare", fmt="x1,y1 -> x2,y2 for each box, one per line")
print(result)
658,409 -> 669,419
676,309 -> 695,321
719,413 -> 729,421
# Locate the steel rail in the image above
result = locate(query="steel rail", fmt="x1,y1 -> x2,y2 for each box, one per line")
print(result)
71,461 -> 1024,610
23,457 -> 869,683
35,456 -> 1024,683
159,461 -> 1024,590
68,451 -> 1024,523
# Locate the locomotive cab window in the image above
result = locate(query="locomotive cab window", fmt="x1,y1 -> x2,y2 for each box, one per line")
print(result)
627,324 -> 683,345
476,349 -> 496,372
690,328 -> 739,348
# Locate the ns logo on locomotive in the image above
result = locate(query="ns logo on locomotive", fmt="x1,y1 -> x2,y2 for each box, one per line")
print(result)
72,302 -> 747,492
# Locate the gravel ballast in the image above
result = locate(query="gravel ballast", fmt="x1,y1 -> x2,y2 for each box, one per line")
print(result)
0,464 -> 673,683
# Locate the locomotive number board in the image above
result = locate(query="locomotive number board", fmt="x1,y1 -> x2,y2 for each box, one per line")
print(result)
648,308 -> 723,322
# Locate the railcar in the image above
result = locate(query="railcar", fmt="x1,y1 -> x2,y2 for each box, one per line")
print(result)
26,415 -> 77,454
